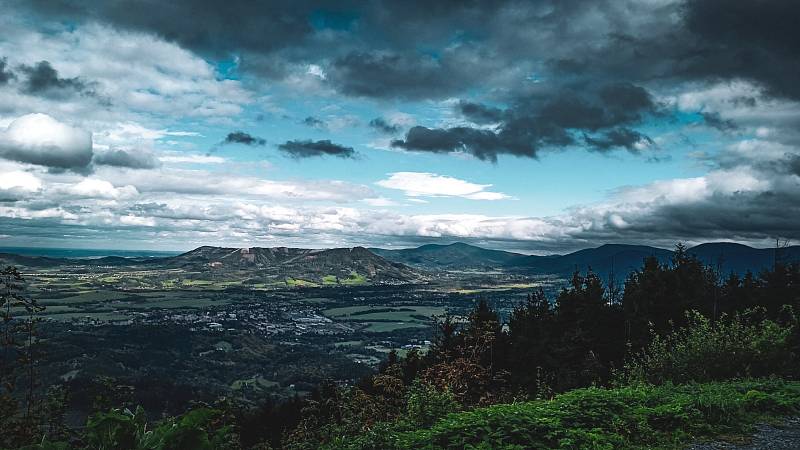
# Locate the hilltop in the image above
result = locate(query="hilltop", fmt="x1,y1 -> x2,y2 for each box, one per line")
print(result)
0,245 -> 423,285
156,245 -> 421,284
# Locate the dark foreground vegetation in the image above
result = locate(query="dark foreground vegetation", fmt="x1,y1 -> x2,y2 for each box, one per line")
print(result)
2,244 -> 799,449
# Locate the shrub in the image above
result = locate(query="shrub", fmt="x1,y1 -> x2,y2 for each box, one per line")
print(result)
623,309 -> 794,385
402,381 -> 460,429
337,380 -> 800,449
82,406 -> 235,450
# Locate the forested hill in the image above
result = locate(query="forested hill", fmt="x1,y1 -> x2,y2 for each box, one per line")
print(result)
369,242 -> 526,270
155,245 -> 421,282
372,241 -> 800,278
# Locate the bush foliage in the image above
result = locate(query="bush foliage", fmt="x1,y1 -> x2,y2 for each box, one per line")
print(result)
336,380 -> 800,450
624,308 -> 796,385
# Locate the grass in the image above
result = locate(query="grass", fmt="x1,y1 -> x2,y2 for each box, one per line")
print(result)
324,306 -> 445,320
285,277 -> 320,287
341,271 -> 368,286
362,322 -> 429,332
181,279 -> 215,286
40,290 -> 129,305
324,306 -> 374,317
334,379 -> 800,449
31,288 -> 234,322
323,305 -> 445,333
448,283 -> 543,294
322,272 -> 368,286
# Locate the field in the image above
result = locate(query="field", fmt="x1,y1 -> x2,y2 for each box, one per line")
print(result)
18,264 -> 378,298
18,284 -> 234,322
323,305 -> 446,333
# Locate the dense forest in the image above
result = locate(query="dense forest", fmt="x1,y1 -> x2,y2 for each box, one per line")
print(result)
2,244 -> 800,449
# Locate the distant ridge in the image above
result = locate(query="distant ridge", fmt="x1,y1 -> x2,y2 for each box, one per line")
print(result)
504,244 -> 673,278
1,242 -> 798,282
371,242 -> 800,278
0,247 -> 180,259
687,243 -> 800,276
369,242 -> 526,270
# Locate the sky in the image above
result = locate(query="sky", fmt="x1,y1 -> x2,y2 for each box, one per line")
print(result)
0,0 -> 798,254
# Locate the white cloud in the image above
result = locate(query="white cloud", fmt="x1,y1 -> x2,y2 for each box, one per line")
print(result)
0,113 -> 93,171
67,178 -> 138,199
0,171 -> 42,192
159,154 -> 226,164
362,197 -> 397,207
95,122 -> 201,146
306,64 -> 326,79
0,20 -> 253,135
376,172 -> 510,200
92,165 -> 375,202
119,214 -> 156,227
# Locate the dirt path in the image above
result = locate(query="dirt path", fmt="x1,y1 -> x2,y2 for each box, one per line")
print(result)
689,418 -> 800,449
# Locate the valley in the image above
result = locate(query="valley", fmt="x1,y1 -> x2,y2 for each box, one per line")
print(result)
2,241 -> 798,424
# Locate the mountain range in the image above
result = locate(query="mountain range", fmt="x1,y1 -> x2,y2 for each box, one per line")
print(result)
373,242 -> 800,279
1,242 -> 798,284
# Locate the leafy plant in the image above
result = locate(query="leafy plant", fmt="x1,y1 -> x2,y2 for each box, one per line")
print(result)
623,308 -> 794,385
335,380 -> 800,450
83,406 -> 235,450
402,380 -> 459,429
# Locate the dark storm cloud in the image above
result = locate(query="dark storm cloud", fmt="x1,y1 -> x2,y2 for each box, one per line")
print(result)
584,128 -> 653,153
457,101 -> 504,124
0,57 -> 14,84
92,149 -> 159,169
681,0 -> 800,100
19,61 -> 95,99
0,142 -> 93,173
17,0 -> 317,59
392,127 -> 504,161
277,139 -> 356,159
327,51 -> 471,100
15,0 -> 800,102
620,190 -> 800,242
393,83 -> 659,161
789,155 -> 800,177
368,118 -> 400,134
541,1 -> 800,102
700,112 -> 738,132
223,131 -> 266,146
302,116 -> 326,129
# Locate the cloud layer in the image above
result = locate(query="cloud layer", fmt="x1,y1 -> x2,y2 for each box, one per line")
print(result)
0,0 -> 799,252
